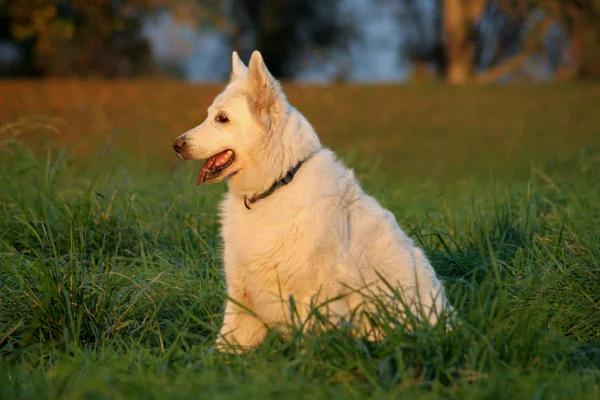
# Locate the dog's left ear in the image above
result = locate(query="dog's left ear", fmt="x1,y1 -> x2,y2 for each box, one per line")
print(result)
246,51 -> 284,122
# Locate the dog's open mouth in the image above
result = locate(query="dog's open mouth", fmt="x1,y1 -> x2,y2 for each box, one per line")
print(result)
197,150 -> 235,185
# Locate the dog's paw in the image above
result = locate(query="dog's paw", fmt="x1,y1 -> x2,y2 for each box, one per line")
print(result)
213,336 -> 248,355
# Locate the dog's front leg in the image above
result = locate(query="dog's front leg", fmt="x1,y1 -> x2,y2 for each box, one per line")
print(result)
215,296 -> 267,353
215,250 -> 267,353
214,241 -> 269,353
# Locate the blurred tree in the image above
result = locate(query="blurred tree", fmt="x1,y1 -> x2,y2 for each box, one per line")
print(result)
0,0 -> 158,78
229,0 -> 350,79
441,0 -> 486,83
396,0 -> 600,83
473,0 -> 600,83
0,0 -> 351,80
555,0 -> 600,79
2,0 -> 596,82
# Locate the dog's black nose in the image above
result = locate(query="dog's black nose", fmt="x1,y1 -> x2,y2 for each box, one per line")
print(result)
172,138 -> 187,154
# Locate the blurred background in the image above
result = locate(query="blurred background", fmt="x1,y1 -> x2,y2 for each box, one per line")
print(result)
1,0 -> 599,84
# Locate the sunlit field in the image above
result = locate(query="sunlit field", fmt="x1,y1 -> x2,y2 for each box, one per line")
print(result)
1,81 -> 599,399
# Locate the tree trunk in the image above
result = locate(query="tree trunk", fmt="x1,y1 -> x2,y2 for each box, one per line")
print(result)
441,0 -> 485,84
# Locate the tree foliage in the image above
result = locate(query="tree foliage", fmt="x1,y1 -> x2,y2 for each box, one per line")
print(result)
0,0 -> 350,80
0,0 -> 597,81
230,0 -> 349,79
0,0 -> 162,77
398,0 -> 600,83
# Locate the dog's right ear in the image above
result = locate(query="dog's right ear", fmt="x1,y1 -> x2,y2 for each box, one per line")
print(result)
230,51 -> 248,80
246,51 -> 285,125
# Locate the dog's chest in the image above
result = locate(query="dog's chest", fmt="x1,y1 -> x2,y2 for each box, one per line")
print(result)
223,203 -> 306,269
222,203 -> 328,324
221,196 -> 336,289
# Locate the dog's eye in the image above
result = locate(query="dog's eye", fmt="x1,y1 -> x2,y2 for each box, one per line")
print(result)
215,113 -> 229,123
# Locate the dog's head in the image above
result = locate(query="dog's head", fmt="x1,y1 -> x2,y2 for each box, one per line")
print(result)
172,50 -> 288,186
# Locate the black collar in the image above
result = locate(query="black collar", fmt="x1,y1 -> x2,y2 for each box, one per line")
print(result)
243,151 -> 317,210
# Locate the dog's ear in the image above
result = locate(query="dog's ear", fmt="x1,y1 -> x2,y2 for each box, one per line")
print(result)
246,51 -> 284,122
230,51 -> 248,80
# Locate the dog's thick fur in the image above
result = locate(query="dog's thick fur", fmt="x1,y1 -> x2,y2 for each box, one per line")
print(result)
172,51 -> 451,352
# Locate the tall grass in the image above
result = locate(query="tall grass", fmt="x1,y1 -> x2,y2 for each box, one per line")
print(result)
1,142 -> 599,399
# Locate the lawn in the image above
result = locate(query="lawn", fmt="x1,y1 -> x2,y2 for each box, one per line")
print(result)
1,81 -> 599,399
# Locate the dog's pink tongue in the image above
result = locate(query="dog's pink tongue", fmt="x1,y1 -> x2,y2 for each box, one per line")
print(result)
196,157 -> 215,186
197,156 -> 218,185
197,165 -> 208,186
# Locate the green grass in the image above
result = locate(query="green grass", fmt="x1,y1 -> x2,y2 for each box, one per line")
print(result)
1,83 -> 600,399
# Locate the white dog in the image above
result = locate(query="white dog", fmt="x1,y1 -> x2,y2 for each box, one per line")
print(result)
172,51 -> 451,352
